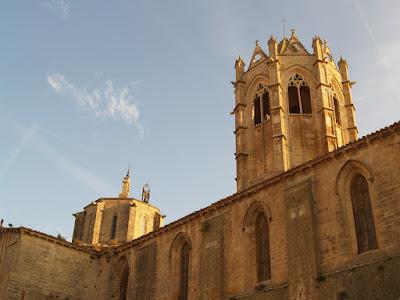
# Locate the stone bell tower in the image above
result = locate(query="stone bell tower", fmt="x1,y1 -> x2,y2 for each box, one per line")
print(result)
233,31 -> 358,191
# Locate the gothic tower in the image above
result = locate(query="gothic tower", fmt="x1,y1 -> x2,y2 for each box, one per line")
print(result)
233,31 -> 358,191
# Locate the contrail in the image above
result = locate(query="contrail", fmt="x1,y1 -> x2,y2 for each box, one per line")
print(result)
0,122 -> 39,177
353,0 -> 400,101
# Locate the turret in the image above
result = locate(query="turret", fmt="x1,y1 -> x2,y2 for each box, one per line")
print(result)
72,168 -> 164,246
119,167 -> 131,198
312,36 -> 324,60
268,35 -> 278,59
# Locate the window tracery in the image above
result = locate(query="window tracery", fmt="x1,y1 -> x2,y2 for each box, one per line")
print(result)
253,83 -> 270,126
287,74 -> 312,114
350,174 -> 378,253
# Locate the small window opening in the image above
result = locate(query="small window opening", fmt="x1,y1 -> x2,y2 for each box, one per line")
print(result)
111,215 -> 118,240
179,242 -> 190,300
350,174 -> 378,253
300,86 -> 312,113
253,84 -> 271,126
262,92 -> 270,120
119,264 -> 129,300
288,85 -> 300,113
255,213 -> 271,282
333,97 -> 341,126
254,96 -> 261,125
288,74 -> 312,114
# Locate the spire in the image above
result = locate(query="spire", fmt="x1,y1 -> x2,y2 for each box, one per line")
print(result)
119,167 -> 131,198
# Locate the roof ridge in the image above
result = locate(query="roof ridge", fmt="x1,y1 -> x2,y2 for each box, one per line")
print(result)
4,120 -> 399,255
114,119 -> 400,253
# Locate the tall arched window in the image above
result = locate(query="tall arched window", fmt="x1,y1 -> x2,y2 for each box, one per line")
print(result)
350,174 -> 378,253
255,213 -> 271,282
119,263 -> 129,300
333,96 -> 341,126
288,74 -> 312,114
179,241 -> 190,300
253,83 -> 270,126
111,214 -> 118,240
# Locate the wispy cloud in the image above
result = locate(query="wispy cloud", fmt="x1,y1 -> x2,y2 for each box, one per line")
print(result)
0,122 -> 39,177
41,0 -> 70,18
47,73 -> 143,136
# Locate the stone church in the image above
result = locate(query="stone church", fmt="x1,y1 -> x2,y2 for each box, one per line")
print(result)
1,31 -> 400,300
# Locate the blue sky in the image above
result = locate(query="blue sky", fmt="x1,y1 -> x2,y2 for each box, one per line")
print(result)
1,0 -> 399,239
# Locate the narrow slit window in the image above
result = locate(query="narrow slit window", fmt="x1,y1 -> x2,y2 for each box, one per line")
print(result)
300,85 -> 312,114
262,92 -> 270,120
255,214 -> 271,282
111,215 -> 118,240
288,85 -> 300,113
254,96 -> 261,125
333,97 -> 341,126
350,174 -> 378,253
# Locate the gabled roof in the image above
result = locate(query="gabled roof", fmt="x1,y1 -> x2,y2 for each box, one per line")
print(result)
247,40 -> 269,70
279,30 -> 310,55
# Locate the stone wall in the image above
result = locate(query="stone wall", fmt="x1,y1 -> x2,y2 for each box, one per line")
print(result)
101,122 -> 400,300
1,229 -> 99,300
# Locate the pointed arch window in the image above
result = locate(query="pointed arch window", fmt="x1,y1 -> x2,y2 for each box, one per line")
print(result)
255,213 -> 271,282
179,241 -> 190,300
253,83 -> 270,126
333,96 -> 341,126
111,214 -> 118,240
350,174 -> 378,253
119,263 -> 129,300
288,74 -> 312,114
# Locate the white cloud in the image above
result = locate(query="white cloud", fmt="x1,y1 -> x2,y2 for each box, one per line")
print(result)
41,0 -> 70,18
47,74 -> 142,132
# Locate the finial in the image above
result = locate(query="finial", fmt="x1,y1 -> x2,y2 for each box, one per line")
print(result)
290,28 -> 296,37
119,167 -> 131,198
255,40 -> 260,47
